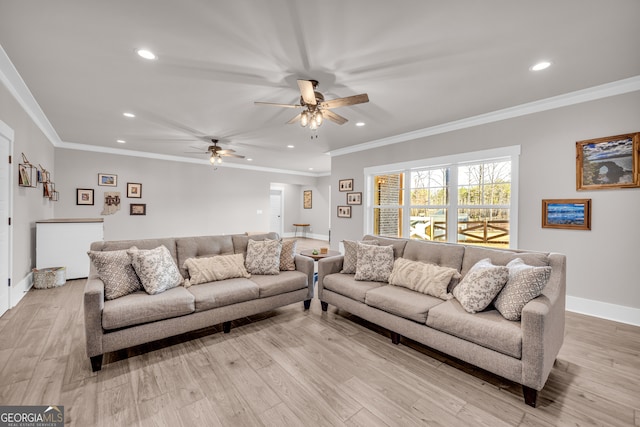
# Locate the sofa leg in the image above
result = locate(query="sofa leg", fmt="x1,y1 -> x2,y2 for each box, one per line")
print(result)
90,355 -> 103,372
320,301 -> 328,311
391,331 -> 401,345
223,321 -> 231,334
522,385 -> 538,407
304,299 -> 311,310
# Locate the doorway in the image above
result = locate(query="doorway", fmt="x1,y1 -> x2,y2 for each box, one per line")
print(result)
0,120 -> 13,318
269,188 -> 283,236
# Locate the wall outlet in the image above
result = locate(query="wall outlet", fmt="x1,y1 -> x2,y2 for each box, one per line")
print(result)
256,209 -> 263,215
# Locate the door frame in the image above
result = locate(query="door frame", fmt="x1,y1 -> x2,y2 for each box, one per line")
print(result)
0,119 -> 14,316
269,184 -> 285,237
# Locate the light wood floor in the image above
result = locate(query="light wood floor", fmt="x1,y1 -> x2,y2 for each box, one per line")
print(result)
1,240 -> 638,426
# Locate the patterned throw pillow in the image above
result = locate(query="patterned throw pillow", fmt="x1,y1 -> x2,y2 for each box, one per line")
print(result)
87,249 -> 142,300
128,245 -> 183,295
341,240 -> 379,274
354,243 -> 394,282
280,239 -> 297,271
453,258 -> 509,313
494,258 -> 552,321
245,239 -> 281,275
388,257 -> 460,300
182,253 -> 251,287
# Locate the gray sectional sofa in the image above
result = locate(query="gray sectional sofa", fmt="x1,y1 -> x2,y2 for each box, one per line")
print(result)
84,233 -> 314,371
318,235 -> 566,407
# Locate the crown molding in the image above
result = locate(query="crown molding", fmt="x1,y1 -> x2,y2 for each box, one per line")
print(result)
330,75 -> 640,157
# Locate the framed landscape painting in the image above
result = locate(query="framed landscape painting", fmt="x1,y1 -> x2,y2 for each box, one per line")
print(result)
542,199 -> 591,230
98,173 -> 117,187
576,132 -> 639,190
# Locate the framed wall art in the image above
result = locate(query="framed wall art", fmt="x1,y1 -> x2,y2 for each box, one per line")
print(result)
76,188 -> 94,205
339,178 -> 354,192
542,199 -> 591,230
127,182 -> 142,198
130,203 -> 146,216
576,132 -> 639,190
337,205 -> 351,218
98,173 -> 118,187
347,192 -> 362,205
303,190 -> 312,209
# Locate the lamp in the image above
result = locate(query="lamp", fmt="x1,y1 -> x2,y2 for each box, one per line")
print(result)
210,154 -> 223,165
300,108 -> 323,130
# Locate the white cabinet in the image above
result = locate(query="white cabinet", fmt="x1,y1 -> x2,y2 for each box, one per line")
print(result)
36,218 -> 104,279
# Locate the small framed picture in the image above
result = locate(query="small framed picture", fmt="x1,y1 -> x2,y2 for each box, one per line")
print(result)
98,173 -> 117,187
339,178 -> 354,192
130,203 -> 146,215
576,132 -> 639,190
303,190 -> 312,209
542,199 -> 591,230
347,192 -> 362,205
337,205 -> 351,218
127,182 -> 142,198
76,188 -> 94,205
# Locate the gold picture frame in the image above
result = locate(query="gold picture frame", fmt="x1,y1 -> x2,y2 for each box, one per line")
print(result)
542,199 -> 591,230
576,132 -> 639,190
303,190 -> 312,209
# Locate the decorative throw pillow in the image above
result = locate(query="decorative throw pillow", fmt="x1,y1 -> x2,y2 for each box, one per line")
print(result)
388,257 -> 460,300
245,239 -> 281,275
128,245 -> 183,295
354,243 -> 394,282
453,258 -> 509,313
494,258 -> 552,321
182,253 -> 251,287
280,239 -> 297,271
87,249 -> 141,300
341,240 -> 379,274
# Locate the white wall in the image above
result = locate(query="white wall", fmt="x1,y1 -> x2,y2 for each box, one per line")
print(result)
330,91 -> 640,322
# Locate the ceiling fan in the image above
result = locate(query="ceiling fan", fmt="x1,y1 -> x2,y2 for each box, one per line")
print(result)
188,139 -> 245,165
255,79 -> 369,129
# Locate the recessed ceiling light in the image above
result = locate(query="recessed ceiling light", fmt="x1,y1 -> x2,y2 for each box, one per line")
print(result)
530,61 -> 551,71
116,139 -> 126,144
287,145 -> 295,148
356,122 -> 365,127
247,158 -> 253,161
136,48 -> 157,60
308,167 -> 313,171
123,112 -> 135,118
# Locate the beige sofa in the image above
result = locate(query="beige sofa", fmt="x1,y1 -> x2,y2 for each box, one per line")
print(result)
84,233 -> 314,371
317,235 -> 566,407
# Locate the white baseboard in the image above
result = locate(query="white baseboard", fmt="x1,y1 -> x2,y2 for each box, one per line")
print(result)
566,296 -> 640,327
282,232 -> 329,241
11,272 -> 33,308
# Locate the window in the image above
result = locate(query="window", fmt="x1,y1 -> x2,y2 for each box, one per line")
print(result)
366,147 -> 519,248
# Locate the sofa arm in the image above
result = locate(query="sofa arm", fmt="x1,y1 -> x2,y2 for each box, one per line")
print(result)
84,274 -> 105,358
520,253 -> 566,390
295,254 -> 315,300
317,255 -> 344,300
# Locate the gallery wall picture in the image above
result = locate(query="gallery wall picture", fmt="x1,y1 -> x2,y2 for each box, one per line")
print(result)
339,178 -> 353,192
576,132 -> 639,190
542,199 -> 591,230
98,173 -> 117,187
337,205 -> 351,218
76,188 -> 94,205
347,192 -> 362,205
130,203 -> 146,215
127,182 -> 142,198
303,190 -> 312,209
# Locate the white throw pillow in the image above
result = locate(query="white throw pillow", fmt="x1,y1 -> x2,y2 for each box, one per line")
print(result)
87,249 -> 141,300
494,258 -> 552,321
388,257 -> 460,300
453,258 -> 509,313
354,243 -> 394,282
183,253 -> 251,287
245,239 -> 281,275
128,245 -> 183,295
341,240 -> 379,274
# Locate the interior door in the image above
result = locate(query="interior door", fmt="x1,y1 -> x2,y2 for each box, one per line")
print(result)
0,121 -> 12,318
270,189 -> 283,236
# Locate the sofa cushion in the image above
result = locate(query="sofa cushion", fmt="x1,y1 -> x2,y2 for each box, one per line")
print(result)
102,286 -> 195,330
426,299 -> 523,359
128,245 -> 184,295
453,258 -> 509,313
388,257 -> 460,300
250,271 -> 308,298
323,273 -> 382,303
363,235 -> 408,258
187,278 -> 260,312
494,258 -> 552,321
232,232 -> 279,256
87,249 -> 141,300
341,240 -> 379,274
355,243 -> 395,282
100,237 -> 178,266
402,239 -> 465,271
461,246 -> 549,276
280,239 -> 297,271
176,235 -> 235,278
182,253 -> 250,287
365,285 -> 444,323
245,239 -> 281,275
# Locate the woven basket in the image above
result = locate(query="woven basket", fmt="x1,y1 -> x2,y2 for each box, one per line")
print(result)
33,267 -> 66,289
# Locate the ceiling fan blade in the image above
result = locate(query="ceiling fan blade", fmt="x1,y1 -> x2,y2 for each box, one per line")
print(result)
297,80 -> 317,105
322,109 -> 348,125
287,113 -> 302,124
216,149 -> 236,154
320,93 -> 369,109
223,153 -> 245,158
254,101 -> 302,109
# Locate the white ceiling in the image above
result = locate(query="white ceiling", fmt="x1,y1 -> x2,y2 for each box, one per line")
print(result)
1,0 -> 639,174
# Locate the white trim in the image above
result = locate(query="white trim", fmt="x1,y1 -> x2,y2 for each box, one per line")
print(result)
332,75 -> 640,157
566,296 -> 640,327
11,272 -> 32,309
0,119 -> 14,316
